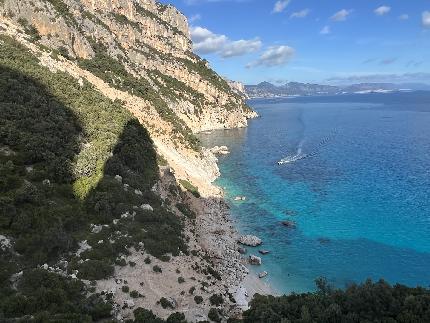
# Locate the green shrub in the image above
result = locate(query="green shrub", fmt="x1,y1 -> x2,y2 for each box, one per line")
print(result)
0,269 -> 111,320
122,285 -> 129,293
178,277 -> 185,284
194,295 -> 203,304
176,202 -> 196,219
133,308 -> 165,323
153,265 -> 162,273
166,312 -> 187,323
208,308 -> 221,323
179,179 -> 200,198
243,278 -> 430,322
144,257 -> 151,264
76,260 -> 114,280
159,297 -> 174,309
209,294 -> 223,306
130,290 -> 139,298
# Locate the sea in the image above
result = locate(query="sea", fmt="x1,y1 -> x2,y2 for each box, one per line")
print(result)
199,91 -> 430,294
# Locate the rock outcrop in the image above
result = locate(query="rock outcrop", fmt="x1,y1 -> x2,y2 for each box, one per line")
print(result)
239,235 -> 262,247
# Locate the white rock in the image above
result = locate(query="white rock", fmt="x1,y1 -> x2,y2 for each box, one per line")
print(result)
258,271 -> 268,278
76,240 -> 92,255
78,78 -> 84,88
140,204 -> 153,212
114,175 -> 122,183
98,240 -> 104,244
0,235 -> 12,251
134,189 -> 143,196
124,300 -> 135,309
249,255 -> 262,265
42,179 -> 51,186
239,235 -> 262,247
91,224 -> 103,233
42,263 -> 49,270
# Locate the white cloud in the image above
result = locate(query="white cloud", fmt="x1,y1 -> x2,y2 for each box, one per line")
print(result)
374,6 -> 391,16
190,26 -> 261,58
222,39 -> 262,58
273,0 -> 290,14
189,14 -> 201,23
398,14 -> 409,20
331,9 -> 353,22
423,11 -> 430,28
290,9 -> 310,19
247,45 -> 295,68
320,25 -> 330,35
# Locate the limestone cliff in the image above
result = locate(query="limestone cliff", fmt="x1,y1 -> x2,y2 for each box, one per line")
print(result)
0,0 -> 255,133
0,0 -> 257,193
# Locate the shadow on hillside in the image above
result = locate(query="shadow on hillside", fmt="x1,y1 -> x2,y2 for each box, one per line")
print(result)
0,64 -> 164,269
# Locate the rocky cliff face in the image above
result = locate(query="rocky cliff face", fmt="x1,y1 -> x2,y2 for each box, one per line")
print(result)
1,0 -> 255,135
0,0 -> 257,192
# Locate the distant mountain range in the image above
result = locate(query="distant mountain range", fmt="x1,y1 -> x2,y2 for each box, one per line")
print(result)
245,81 -> 430,98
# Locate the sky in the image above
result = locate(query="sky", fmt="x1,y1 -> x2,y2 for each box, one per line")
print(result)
160,0 -> 430,85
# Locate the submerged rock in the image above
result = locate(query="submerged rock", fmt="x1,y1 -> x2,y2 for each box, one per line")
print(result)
259,250 -> 270,255
284,209 -> 298,216
239,235 -> 262,247
281,220 -> 296,229
258,271 -> 268,278
249,255 -> 262,265
318,237 -> 331,244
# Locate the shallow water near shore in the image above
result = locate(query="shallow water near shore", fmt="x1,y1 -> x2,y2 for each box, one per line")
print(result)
200,92 -> 430,294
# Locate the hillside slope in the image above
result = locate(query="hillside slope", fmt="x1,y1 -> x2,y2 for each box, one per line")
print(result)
0,0 -> 256,321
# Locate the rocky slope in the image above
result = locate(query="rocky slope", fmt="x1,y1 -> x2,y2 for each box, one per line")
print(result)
0,0 -> 260,322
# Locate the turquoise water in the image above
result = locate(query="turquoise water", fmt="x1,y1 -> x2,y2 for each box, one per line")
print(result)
199,92 -> 430,294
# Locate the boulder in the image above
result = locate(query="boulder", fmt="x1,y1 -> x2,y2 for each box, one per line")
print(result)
239,235 -> 262,247
259,250 -> 270,255
238,247 -> 247,254
249,255 -> 262,265
258,271 -> 268,278
210,145 -> 230,155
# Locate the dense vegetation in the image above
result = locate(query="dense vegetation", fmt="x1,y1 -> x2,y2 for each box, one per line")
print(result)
243,278 -> 430,323
0,35 -> 187,320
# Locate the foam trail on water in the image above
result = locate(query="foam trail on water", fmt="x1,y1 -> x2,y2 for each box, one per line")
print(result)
278,128 -> 338,165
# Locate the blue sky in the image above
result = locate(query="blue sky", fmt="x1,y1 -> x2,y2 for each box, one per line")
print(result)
160,0 -> 430,85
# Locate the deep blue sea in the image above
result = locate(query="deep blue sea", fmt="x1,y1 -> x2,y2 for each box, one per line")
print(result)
199,92 -> 430,294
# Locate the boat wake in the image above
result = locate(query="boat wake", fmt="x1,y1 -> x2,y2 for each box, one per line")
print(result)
278,129 -> 338,165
